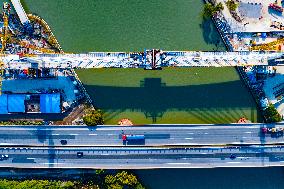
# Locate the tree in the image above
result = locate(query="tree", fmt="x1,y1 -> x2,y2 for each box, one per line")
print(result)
203,2 -> 224,18
83,109 -> 104,126
96,169 -> 105,175
203,3 -> 215,18
226,0 -> 238,11
104,171 -> 142,189
264,104 -> 282,123
216,2 -> 224,11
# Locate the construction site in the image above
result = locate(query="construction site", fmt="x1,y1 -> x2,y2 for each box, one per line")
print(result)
0,0 -> 87,124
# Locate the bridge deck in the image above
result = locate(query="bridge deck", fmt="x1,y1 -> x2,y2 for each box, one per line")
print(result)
2,51 -> 283,69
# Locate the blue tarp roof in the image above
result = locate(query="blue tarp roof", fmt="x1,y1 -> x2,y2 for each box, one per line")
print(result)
8,94 -> 26,113
40,94 -> 61,113
0,95 -> 8,114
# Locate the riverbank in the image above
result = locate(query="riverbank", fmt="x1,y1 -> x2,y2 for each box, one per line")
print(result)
0,169 -> 144,189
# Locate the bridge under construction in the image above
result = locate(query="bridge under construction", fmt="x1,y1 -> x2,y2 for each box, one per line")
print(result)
1,50 -> 284,70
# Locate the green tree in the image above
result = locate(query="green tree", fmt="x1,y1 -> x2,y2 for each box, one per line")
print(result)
203,3 -> 215,18
135,183 -> 146,189
83,109 -> 104,126
264,104 -> 282,123
216,2 -> 224,11
104,171 -> 142,189
96,169 -> 105,175
226,0 -> 238,11
203,2 -> 224,18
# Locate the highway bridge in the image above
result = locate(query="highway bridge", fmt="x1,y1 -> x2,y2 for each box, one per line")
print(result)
0,124 -> 282,168
0,124 -> 283,147
2,50 -> 284,70
0,145 -> 284,168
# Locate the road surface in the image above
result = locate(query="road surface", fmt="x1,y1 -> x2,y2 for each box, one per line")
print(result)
0,124 -> 283,147
0,146 -> 283,168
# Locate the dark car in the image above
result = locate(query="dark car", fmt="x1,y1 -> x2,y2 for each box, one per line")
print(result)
77,152 -> 83,158
60,140 -> 67,145
229,154 -> 236,160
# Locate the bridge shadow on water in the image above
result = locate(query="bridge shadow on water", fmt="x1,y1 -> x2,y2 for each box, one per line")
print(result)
84,77 -> 260,123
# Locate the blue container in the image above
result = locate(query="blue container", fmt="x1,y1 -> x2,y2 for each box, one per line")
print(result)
126,135 -> 145,140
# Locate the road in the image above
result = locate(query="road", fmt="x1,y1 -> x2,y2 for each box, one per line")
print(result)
0,146 -> 284,168
0,124 -> 283,147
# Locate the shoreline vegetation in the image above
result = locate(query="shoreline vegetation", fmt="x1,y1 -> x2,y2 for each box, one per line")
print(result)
0,170 -> 145,189
0,120 -> 44,125
202,2 -> 224,18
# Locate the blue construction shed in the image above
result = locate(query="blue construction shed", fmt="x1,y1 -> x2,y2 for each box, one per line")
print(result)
0,94 -> 8,114
40,94 -> 61,113
8,94 -> 26,113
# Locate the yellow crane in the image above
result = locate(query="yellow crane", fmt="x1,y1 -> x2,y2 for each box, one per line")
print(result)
0,2 -> 11,95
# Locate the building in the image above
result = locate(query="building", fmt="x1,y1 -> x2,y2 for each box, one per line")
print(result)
0,93 -> 61,114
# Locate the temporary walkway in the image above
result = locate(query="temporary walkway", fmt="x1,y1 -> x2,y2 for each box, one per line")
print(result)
10,0 -> 29,25
2,50 -> 284,69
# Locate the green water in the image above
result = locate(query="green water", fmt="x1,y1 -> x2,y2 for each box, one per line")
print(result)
23,0 -> 225,53
76,67 -> 260,124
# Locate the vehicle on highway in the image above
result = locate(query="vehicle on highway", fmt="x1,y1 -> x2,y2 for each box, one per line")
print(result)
262,127 -> 284,134
0,155 -> 9,161
60,140 -> 67,145
229,154 -> 236,160
261,127 -> 284,137
77,152 -> 83,158
122,134 -> 145,141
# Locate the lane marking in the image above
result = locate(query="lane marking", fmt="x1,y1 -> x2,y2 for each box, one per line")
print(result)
227,162 -> 241,164
42,163 -> 64,165
245,132 -> 252,134
89,134 -> 98,136
185,138 -> 193,140
69,134 -> 78,136
167,163 -> 191,165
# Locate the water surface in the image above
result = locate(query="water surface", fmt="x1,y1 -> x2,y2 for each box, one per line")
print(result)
23,0 -> 225,52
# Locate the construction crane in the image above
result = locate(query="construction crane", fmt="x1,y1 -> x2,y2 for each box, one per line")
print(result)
0,2 -> 11,95
1,2 -> 11,53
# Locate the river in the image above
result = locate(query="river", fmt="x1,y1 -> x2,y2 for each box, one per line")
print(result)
20,0 -> 282,188
22,0 -> 225,53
